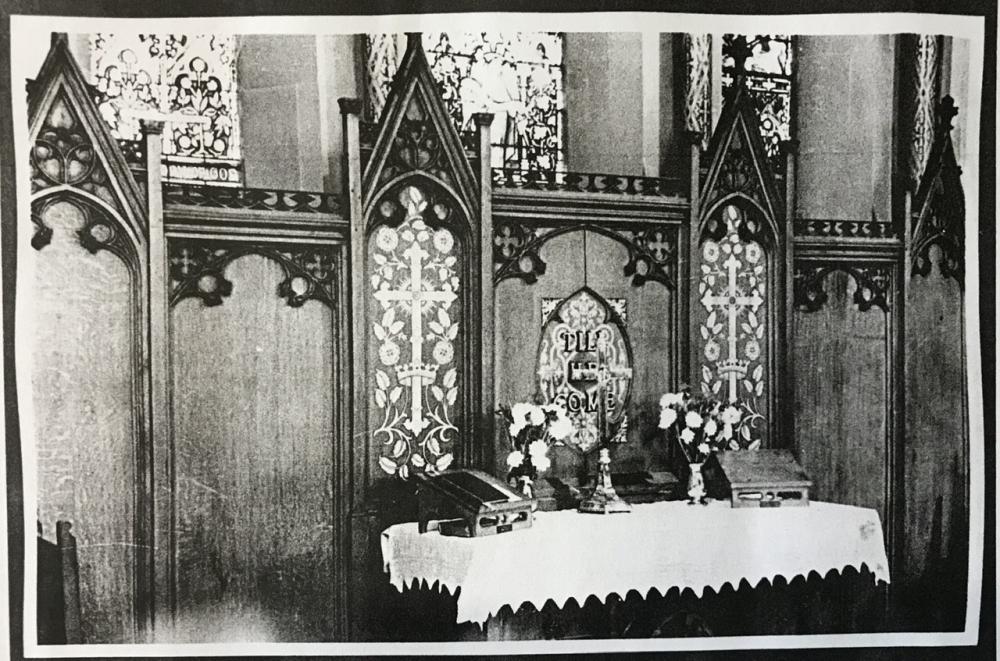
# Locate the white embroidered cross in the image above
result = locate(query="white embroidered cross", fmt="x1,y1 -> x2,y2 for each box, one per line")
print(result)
373,210 -> 456,435
700,253 -> 762,402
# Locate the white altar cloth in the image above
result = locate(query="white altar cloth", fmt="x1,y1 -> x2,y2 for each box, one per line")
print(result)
381,500 -> 890,624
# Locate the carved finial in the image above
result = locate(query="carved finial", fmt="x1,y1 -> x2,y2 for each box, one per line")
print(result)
683,130 -> 704,147
729,35 -> 752,83
937,95 -> 959,133
406,32 -> 423,51
338,97 -> 362,116
140,119 -> 165,135
471,112 -> 494,127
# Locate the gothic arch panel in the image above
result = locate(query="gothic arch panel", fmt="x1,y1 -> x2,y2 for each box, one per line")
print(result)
358,34 -> 484,481
25,36 -> 151,642
493,229 -> 676,482
693,202 -> 774,447
792,268 -> 892,525
366,181 -> 469,478
169,252 -> 341,641
28,196 -> 142,642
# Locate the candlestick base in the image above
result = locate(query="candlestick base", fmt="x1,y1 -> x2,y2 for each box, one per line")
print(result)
578,447 -> 632,514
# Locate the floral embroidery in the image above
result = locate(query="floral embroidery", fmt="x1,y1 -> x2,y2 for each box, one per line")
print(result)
697,206 -> 766,446
371,185 -> 460,478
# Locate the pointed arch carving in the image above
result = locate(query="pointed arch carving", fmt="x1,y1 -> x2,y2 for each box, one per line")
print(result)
358,34 -> 484,479
911,96 -> 964,283
167,239 -> 339,308
693,83 -> 786,448
30,37 -> 147,255
491,222 -> 677,289
698,85 -> 783,245
26,35 -> 151,639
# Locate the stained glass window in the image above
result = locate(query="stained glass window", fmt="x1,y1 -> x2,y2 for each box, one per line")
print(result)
90,33 -> 241,184
366,32 -> 566,172
721,34 -> 793,166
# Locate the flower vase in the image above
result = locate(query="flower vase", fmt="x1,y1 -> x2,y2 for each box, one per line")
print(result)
687,462 -> 707,505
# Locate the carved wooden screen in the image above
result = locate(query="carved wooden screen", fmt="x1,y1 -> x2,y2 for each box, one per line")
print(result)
360,35 -> 482,480
30,195 -> 141,643
793,265 -> 894,521
26,41 -> 149,643
493,225 -> 678,479
902,96 -> 967,623
168,243 -> 343,641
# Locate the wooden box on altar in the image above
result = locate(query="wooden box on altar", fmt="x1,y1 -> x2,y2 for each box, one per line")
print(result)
417,470 -> 533,537
707,450 -> 812,508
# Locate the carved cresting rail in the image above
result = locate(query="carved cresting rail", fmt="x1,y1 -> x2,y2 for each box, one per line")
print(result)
493,167 -> 687,198
163,182 -> 344,215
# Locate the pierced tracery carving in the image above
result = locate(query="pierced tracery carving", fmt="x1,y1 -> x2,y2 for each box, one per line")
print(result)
168,240 -> 338,308
377,93 -> 455,189
911,96 -> 964,282
492,168 -> 685,198
793,263 -> 892,313
31,196 -> 139,275
492,223 -> 678,289
794,218 -> 898,239
31,95 -> 123,215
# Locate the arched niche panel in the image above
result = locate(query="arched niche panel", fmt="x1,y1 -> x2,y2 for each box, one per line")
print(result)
694,201 -> 775,447
493,229 -> 675,481
793,269 -> 891,520
366,180 -> 472,479
28,196 -> 140,643
170,252 -> 339,642
903,244 -> 968,625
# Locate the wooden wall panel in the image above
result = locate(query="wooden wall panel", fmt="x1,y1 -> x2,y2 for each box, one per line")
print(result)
170,254 -> 337,642
494,230 -> 675,481
793,270 -> 889,520
31,200 -> 137,643
903,248 -> 967,629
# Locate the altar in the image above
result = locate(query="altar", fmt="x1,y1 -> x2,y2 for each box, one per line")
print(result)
380,500 -> 891,640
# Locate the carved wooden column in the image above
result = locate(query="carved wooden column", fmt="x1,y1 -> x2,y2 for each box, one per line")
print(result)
780,138 -> 798,450
473,111 -> 494,469
339,97 -> 365,502
684,129 -> 702,386
142,119 -> 171,632
899,97 -> 967,623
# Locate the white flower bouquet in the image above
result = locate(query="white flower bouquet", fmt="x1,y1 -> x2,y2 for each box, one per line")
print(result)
657,388 -> 756,464
497,401 -> 575,483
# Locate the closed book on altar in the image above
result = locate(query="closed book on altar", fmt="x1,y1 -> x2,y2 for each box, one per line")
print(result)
417,469 -> 534,537
706,449 -> 812,507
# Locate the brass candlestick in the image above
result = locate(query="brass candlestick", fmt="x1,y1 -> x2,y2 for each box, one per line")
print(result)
578,338 -> 631,514
578,446 -> 632,514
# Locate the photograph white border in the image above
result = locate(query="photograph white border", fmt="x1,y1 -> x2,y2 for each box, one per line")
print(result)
7,10 -> 988,657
